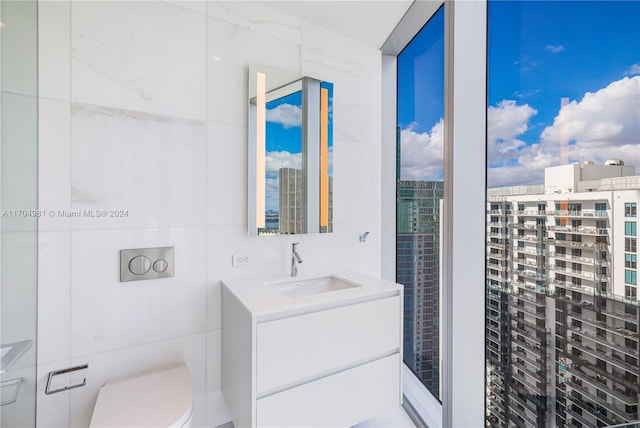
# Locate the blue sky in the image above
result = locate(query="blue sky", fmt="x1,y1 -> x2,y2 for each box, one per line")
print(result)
398,1 -> 640,187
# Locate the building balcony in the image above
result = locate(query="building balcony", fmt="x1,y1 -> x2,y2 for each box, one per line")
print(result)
511,372 -> 544,395
486,322 -> 504,337
488,231 -> 508,239
549,238 -> 607,250
551,280 -> 595,296
568,365 -> 639,405
549,210 -> 608,218
516,210 -> 548,217
516,247 -> 544,256
512,346 -> 543,367
508,390 -> 541,419
486,341 -> 501,356
487,389 -> 506,405
550,267 -> 606,283
486,272 -> 507,282
490,377 -> 506,393
565,406 -> 597,428
567,325 -> 639,357
512,316 -> 549,334
487,209 -> 510,215
512,358 -> 544,380
569,347 -> 640,394
486,331 -> 504,347
511,280 -> 547,295
511,292 -> 547,307
567,340 -> 608,363
487,242 -> 507,251
549,251 -> 609,267
487,292 -> 506,304
487,407 -> 506,426
487,282 -> 508,293
487,350 -> 504,367
567,393 -> 618,427
508,401 -> 538,428
511,334 -> 546,355
512,321 -> 549,343
566,379 -> 639,422
547,225 -> 609,236
488,252 -> 507,260
570,313 -> 640,341
512,305 -> 547,320
515,259 -> 543,271
515,234 -> 545,243
514,269 -> 547,282
602,307 -> 639,324
488,221 -> 506,227
486,310 -> 505,322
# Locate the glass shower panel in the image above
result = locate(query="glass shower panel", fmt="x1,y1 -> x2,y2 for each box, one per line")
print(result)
0,1 -> 39,426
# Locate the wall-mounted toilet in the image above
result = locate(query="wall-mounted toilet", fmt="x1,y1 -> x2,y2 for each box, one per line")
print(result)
90,362 -> 193,427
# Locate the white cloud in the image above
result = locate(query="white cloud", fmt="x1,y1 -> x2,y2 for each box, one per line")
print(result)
627,63 -> 640,76
488,100 -> 537,164
540,75 -> 640,154
265,150 -> 302,173
266,103 -> 302,129
488,76 -> 640,188
545,45 -> 565,53
399,119 -> 444,180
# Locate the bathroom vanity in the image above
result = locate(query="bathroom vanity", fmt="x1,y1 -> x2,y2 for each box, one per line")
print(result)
221,270 -> 403,427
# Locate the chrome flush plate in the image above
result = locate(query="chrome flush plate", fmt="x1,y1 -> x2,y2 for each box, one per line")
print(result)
120,247 -> 175,282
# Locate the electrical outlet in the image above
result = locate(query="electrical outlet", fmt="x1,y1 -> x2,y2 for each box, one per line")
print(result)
232,255 -> 251,267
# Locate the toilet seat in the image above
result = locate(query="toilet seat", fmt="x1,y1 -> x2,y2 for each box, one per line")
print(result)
90,363 -> 193,428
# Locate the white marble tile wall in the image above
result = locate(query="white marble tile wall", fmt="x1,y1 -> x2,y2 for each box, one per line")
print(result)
36,1 -> 382,426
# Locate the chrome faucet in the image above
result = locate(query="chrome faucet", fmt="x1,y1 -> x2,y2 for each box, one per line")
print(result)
291,242 -> 303,277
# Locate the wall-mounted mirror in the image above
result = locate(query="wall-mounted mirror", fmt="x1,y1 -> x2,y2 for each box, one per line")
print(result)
248,64 -> 333,236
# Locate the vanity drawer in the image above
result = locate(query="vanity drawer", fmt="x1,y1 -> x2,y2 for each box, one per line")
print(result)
257,353 -> 400,427
255,296 -> 400,394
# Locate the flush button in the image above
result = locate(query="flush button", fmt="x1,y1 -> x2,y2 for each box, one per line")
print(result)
120,247 -> 175,282
153,259 -> 168,273
129,255 -> 151,275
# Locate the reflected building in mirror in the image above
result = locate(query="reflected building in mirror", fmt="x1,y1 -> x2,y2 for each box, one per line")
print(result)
279,167 -> 332,234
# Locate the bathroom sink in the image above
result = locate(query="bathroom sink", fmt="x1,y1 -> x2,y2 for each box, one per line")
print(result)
267,276 -> 360,298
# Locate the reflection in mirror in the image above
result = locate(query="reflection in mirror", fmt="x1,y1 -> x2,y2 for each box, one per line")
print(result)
265,80 -> 303,235
248,64 -> 333,236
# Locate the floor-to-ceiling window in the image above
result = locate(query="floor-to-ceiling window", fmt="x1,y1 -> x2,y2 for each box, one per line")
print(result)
383,1 -> 487,425
396,5 -> 444,402
485,2 -> 640,426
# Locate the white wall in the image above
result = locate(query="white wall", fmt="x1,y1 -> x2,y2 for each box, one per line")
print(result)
36,1 -> 382,426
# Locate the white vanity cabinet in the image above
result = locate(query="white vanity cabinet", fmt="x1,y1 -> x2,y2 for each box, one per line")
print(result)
221,272 -> 403,428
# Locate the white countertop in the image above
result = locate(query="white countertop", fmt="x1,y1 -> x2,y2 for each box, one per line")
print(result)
221,268 -> 403,320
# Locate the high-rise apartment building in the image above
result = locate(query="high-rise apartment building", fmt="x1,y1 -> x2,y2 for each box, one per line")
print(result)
486,161 -> 640,428
279,168 -> 304,234
278,167 -> 333,234
397,180 -> 444,397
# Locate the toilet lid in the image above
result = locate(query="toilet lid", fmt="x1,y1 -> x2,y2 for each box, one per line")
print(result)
90,363 -> 193,428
